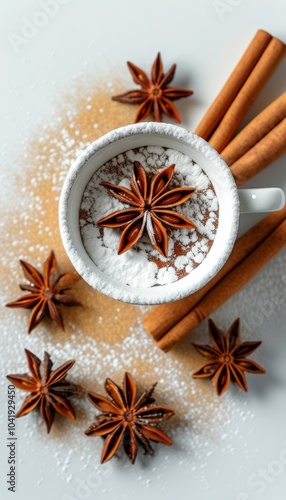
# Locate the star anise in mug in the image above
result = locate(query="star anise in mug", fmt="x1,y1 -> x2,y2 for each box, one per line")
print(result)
85,372 -> 174,464
6,251 -> 82,333
192,318 -> 266,396
112,52 -> 193,123
97,161 -> 195,256
7,349 -> 84,433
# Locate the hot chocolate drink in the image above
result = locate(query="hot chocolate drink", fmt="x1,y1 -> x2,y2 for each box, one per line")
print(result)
79,146 -> 218,288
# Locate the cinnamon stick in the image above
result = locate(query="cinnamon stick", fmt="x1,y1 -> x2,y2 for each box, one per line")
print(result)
208,35 -> 286,152
230,118 -> 286,186
221,93 -> 286,166
143,29 -> 286,352
142,206 -> 286,342
194,29 -> 272,140
157,216 -> 286,352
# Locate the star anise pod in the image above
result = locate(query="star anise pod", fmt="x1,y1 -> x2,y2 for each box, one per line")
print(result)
7,349 -> 85,433
85,372 -> 174,464
6,251 -> 82,333
112,52 -> 193,123
97,161 -> 195,256
192,318 -> 266,396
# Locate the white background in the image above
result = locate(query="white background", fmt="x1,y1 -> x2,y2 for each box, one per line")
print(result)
1,1 -> 286,499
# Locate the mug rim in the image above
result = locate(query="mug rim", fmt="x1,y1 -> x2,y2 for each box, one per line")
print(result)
59,122 -> 240,304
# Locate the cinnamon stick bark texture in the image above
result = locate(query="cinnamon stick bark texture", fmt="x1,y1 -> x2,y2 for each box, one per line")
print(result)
194,29 -> 272,141
208,36 -> 286,152
143,29 -> 286,352
220,93 -> 286,166
194,30 -> 286,153
157,217 -> 286,352
230,118 -> 286,186
142,207 -> 286,345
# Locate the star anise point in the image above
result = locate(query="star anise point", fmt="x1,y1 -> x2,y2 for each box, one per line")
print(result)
98,162 -> 195,256
7,350 -> 84,432
192,318 -> 265,395
6,251 -> 82,333
85,372 -> 174,464
112,52 -> 193,123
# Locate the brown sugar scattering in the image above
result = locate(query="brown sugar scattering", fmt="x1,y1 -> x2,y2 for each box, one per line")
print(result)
112,52 -> 193,123
85,372 -> 174,464
97,161 -> 196,257
6,250 -> 82,333
192,318 -> 266,396
6,349 -> 85,433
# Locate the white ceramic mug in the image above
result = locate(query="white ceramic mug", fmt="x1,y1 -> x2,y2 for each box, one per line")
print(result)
59,123 -> 285,304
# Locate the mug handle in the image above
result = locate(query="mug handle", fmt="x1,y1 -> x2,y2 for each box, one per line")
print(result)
238,188 -> 285,213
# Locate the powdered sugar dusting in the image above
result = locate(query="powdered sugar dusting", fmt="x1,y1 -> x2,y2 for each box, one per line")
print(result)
1,74 -> 281,498
80,147 -> 218,287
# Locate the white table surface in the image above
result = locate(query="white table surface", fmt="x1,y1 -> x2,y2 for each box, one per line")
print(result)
1,1 -> 286,499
